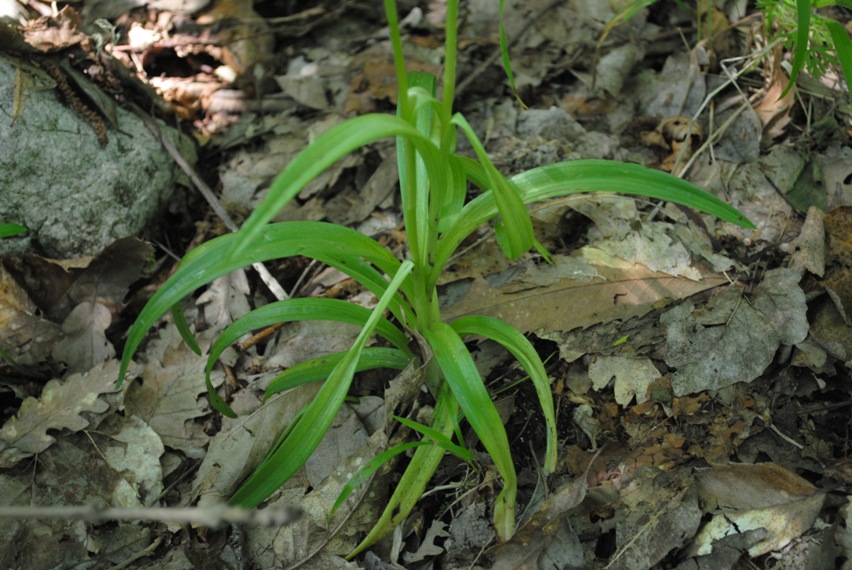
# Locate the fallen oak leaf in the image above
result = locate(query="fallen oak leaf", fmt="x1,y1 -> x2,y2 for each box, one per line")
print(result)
0,360 -> 128,468
51,301 -> 115,374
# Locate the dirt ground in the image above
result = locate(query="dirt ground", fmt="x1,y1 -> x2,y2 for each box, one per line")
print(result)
2,1 -> 852,568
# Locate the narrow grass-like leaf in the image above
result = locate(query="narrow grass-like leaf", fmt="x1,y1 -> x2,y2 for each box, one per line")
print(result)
431,158 -> 755,284
423,321 -> 517,541
779,0 -> 811,99
349,385 -> 458,557
229,260 -> 414,508
0,223 -> 26,238
826,17 -> 852,106
204,298 -> 413,413
408,72 -> 440,266
394,415 -> 472,461
434,155 -> 467,233
206,298 -> 411,376
451,114 -> 533,259
330,412 -> 472,520
498,0 -> 524,107
330,441 -> 427,519
234,115 -> 447,261
170,305 -> 201,356
118,222 -> 413,387
265,347 -> 412,397
450,315 -> 556,473
384,0 -> 409,118
206,368 -> 238,418
442,0 -> 459,117
513,161 -> 755,226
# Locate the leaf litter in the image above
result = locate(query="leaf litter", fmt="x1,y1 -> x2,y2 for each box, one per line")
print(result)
1,0 -> 852,568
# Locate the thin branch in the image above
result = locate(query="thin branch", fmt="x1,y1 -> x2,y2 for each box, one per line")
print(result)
129,102 -> 289,301
0,504 -> 301,527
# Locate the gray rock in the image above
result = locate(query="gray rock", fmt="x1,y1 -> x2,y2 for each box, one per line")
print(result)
0,56 -> 195,258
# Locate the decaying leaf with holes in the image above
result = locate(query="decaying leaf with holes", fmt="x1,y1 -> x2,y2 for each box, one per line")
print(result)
0,360 -> 132,468
641,116 -> 703,174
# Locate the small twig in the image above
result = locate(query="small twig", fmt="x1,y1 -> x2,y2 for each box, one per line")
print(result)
130,102 -> 288,301
769,423 -> 804,450
239,322 -> 287,350
113,535 -> 164,570
0,504 -> 300,527
673,36 -> 786,179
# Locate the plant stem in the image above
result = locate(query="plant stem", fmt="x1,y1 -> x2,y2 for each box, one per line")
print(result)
442,0 -> 459,122
384,0 -> 409,118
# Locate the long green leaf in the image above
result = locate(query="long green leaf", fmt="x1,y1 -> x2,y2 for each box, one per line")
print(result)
394,415 -> 472,461
450,315 -> 556,473
442,0 -> 459,118
780,0 -> 811,99
229,260 -> 414,507
826,17 -> 852,107
513,161 -> 755,225
349,384 -> 458,557
423,321 -> 517,541
384,0 -> 409,118
451,114 -> 534,259
171,305 -> 201,356
0,223 -> 26,239
331,411 -> 472,520
431,158 -> 755,284
498,0 -> 524,107
207,298 -> 411,376
117,222 -> 412,387
204,298 -> 413,417
234,115 -> 447,261
265,347 -> 412,397
405,71 -> 440,268
434,154 -> 467,233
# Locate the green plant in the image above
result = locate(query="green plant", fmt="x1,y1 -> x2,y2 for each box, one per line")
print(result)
118,0 -> 754,554
600,1 -> 852,103
759,0 -> 852,101
0,223 -> 26,239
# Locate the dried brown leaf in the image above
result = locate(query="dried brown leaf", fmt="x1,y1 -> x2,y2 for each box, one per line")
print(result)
0,360 -> 126,468
691,463 -> 825,557
663,268 -> 808,396
6,236 -> 153,323
442,248 -> 727,335
51,301 -> 115,373
125,328 -> 220,459
0,263 -> 61,367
